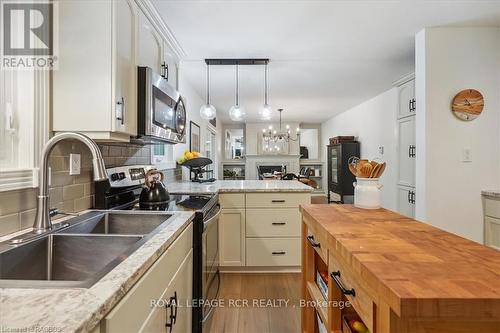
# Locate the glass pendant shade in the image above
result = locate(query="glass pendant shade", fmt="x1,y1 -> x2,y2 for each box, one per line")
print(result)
259,104 -> 272,120
200,63 -> 216,120
229,105 -> 246,121
200,103 -> 216,120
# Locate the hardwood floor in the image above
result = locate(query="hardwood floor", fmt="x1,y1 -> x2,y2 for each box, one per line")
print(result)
206,273 -> 302,333
311,195 -> 328,204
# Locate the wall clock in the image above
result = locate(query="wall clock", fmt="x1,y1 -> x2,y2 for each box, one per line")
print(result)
451,89 -> 484,121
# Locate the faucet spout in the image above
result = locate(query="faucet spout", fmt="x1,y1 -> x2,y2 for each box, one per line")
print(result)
33,132 -> 108,233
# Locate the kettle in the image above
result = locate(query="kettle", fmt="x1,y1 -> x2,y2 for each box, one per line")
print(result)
139,170 -> 170,210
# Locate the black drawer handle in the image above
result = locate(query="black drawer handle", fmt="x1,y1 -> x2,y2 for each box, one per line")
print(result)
330,271 -> 355,297
165,291 -> 177,332
271,199 -> 286,203
272,222 -> 286,225
272,251 -> 286,255
307,235 -> 320,248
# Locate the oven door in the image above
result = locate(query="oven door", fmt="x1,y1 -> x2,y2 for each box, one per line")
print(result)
202,204 -> 221,324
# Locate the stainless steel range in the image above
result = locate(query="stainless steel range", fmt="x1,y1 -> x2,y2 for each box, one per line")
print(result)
94,165 -> 220,333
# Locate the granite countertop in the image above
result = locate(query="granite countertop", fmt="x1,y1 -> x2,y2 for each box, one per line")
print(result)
164,179 -> 314,194
0,211 -> 195,333
482,190 -> 500,198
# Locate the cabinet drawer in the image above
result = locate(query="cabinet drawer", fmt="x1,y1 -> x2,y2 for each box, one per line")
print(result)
485,216 -> 500,250
329,253 -> 374,333
306,226 -> 328,265
219,193 -> 245,209
103,224 -> 192,333
246,208 -> 300,237
246,193 -> 310,208
246,238 -> 300,266
484,198 -> 500,218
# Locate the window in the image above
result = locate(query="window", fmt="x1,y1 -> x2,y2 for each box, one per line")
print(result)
151,144 -> 176,170
0,69 -> 48,191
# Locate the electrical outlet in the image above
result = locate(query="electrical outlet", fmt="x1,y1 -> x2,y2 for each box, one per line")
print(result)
378,146 -> 384,155
69,153 -> 81,175
462,148 -> 472,162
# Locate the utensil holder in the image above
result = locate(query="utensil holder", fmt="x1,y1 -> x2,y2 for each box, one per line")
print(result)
353,177 -> 383,209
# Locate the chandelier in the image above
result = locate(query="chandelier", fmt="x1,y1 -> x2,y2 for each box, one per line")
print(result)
262,108 -> 300,147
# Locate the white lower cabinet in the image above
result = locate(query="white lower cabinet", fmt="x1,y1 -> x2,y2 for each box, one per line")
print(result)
397,186 -> 415,218
483,197 -> 500,250
101,224 -> 192,333
246,238 -> 301,266
219,209 -> 245,266
219,192 -> 310,270
139,251 -> 193,333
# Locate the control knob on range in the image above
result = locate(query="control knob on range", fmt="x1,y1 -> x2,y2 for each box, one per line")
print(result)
110,172 -> 126,181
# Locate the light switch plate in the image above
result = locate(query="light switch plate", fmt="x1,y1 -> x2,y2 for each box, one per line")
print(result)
462,148 -> 472,162
69,153 -> 81,175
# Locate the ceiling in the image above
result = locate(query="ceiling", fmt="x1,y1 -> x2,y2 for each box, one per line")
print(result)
152,0 -> 500,124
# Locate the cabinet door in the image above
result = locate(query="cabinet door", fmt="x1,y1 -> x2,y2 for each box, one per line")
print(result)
398,80 -> 415,119
113,0 -> 137,136
219,209 -> 245,266
162,40 -> 179,89
140,250 -> 193,333
398,116 -> 415,187
397,187 -> 415,218
138,10 -> 163,73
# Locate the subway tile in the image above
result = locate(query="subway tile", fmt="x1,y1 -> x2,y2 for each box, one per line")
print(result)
63,184 -> 85,201
74,195 -> 93,212
51,171 -> 73,187
0,189 -> 37,216
49,187 -> 63,205
73,169 -> 92,184
98,144 -> 109,156
19,209 -> 36,229
0,213 -> 20,236
49,156 -> 67,172
109,146 -> 122,157
84,183 -> 95,196
104,156 -> 115,166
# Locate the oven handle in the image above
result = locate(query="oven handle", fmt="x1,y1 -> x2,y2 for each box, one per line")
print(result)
204,204 -> 221,230
202,270 -> 221,323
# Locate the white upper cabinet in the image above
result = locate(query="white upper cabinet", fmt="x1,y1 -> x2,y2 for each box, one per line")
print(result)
138,9 -> 163,74
397,79 -> 416,119
397,116 -> 416,187
53,0 -> 138,142
137,9 -> 179,89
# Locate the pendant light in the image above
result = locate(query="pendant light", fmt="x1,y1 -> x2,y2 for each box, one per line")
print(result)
229,64 -> 246,121
259,63 -> 272,120
199,62 -> 216,120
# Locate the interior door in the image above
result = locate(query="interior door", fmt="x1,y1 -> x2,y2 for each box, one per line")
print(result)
113,0 -> 137,135
398,116 -> 416,187
138,10 -> 162,73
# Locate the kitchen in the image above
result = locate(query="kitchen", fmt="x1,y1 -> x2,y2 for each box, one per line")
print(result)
0,1 -> 499,333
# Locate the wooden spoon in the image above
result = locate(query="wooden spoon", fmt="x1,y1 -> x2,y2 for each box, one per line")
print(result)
376,162 -> 386,178
370,164 -> 381,178
360,163 -> 373,178
348,164 -> 358,177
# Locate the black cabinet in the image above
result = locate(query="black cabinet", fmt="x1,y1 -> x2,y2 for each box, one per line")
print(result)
327,142 -> 360,203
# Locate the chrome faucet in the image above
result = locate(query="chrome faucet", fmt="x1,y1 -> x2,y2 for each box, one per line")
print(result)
32,132 -> 108,233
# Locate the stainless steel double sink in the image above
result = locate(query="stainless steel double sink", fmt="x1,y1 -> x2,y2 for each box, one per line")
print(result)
0,211 -> 174,288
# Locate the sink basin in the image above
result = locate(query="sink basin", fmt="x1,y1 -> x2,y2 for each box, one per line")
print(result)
0,210 -> 175,288
63,211 -> 173,236
0,234 -> 142,288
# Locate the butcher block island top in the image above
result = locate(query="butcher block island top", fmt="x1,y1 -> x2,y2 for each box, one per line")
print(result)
300,204 -> 500,333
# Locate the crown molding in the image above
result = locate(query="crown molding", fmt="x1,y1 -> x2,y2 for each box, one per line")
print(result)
392,72 -> 415,87
135,0 -> 187,60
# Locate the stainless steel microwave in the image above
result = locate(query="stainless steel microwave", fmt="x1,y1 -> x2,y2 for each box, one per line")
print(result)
135,66 -> 186,144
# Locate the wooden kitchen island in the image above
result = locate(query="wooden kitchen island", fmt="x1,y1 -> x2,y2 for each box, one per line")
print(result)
300,204 -> 500,333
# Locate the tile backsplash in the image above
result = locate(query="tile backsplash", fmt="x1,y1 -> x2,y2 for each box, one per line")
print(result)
0,141 -> 181,236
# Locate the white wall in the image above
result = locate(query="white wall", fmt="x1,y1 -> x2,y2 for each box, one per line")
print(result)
176,70 -> 218,179
415,27 -> 500,243
321,88 -> 399,211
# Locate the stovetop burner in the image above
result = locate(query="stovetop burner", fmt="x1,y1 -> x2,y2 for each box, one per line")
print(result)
128,194 -> 213,212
